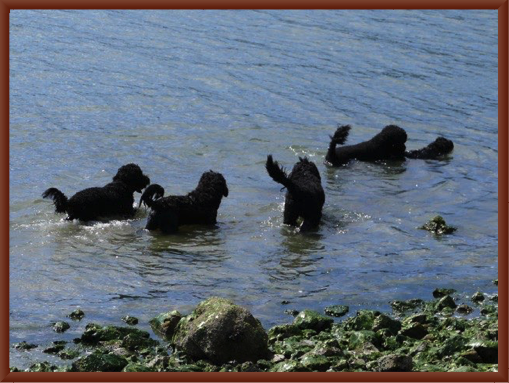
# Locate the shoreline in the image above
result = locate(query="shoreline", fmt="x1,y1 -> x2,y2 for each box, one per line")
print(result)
10,283 -> 498,373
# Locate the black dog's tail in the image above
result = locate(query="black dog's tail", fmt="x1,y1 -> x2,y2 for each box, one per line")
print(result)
139,184 -> 165,209
42,188 -> 68,213
329,125 -> 351,151
266,155 -> 293,191
326,125 -> 351,163
405,136 -> 454,159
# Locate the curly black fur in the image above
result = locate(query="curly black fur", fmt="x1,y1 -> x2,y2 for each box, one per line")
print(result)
405,136 -> 454,159
140,170 -> 229,234
42,163 -> 150,221
266,155 -> 325,232
325,125 -> 408,166
325,125 -> 454,166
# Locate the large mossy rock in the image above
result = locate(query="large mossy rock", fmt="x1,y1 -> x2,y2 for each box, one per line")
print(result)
172,297 -> 269,364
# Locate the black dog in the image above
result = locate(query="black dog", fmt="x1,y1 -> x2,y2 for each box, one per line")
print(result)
42,163 -> 150,221
266,155 -> 325,232
140,170 -> 229,234
325,125 -> 454,166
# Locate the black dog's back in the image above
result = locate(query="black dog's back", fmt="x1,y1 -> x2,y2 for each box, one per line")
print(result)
43,163 -> 150,221
141,171 -> 229,234
326,124 -> 453,165
266,155 -> 325,231
326,125 -> 407,166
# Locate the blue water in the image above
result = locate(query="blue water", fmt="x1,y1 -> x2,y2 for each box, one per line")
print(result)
9,10 -> 498,368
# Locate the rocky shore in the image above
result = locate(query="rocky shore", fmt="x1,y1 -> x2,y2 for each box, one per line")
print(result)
11,283 -> 498,373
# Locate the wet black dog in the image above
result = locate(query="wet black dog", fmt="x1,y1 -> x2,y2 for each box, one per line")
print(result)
325,125 -> 454,166
140,170 -> 229,234
42,163 -> 150,221
266,155 -> 325,232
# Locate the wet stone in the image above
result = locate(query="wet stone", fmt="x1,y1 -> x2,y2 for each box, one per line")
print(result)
28,362 -> 58,372
456,304 -> 473,315
372,313 -> 401,335
299,353 -> 331,372
400,323 -> 428,340
58,348 -> 81,360
13,341 -> 37,351
293,310 -> 334,333
149,310 -> 182,340
71,351 -> 129,372
324,305 -> 349,317
419,215 -> 456,235
121,315 -> 139,325
390,299 -> 425,314
284,309 -> 299,317
480,305 -> 497,316
377,354 -> 413,372
68,309 -> 85,321
432,288 -> 456,298
471,291 -> 485,303
53,321 -> 70,333
436,295 -> 457,310
43,343 -> 65,354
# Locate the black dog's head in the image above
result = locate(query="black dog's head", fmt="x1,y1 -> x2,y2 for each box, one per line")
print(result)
291,157 -> 322,181
372,125 -> 408,159
197,170 -> 229,198
113,163 -> 150,193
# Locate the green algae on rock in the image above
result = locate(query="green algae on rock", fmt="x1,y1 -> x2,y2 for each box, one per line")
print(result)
149,310 -> 182,340
324,305 -> 349,317
420,215 -> 457,235
71,350 -> 129,372
9,290 -> 498,373
294,309 -> 334,332
12,341 -> 38,351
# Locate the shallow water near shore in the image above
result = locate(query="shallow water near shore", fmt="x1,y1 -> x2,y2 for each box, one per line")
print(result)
9,10 -> 498,369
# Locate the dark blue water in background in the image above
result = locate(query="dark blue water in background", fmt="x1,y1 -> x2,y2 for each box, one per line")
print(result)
10,10 -> 498,368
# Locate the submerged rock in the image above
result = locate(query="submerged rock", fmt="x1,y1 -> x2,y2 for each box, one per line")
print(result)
52,321 -> 70,333
43,343 -> 65,354
420,215 -> 456,235
12,341 -> 37,351
172,297 -> 269,364
68,309 -> 85,321
149,310 -> 182,340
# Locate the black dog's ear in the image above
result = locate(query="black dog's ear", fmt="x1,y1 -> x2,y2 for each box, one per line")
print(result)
223,185 -> 229,198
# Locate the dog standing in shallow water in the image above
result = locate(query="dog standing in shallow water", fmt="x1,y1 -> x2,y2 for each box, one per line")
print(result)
325,125 -> 454,166
140,170 -> 229,234
42,163 -> 150,221
265,155 -> 325,232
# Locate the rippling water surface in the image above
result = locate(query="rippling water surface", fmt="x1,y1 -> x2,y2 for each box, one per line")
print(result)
10,10 -> 498,368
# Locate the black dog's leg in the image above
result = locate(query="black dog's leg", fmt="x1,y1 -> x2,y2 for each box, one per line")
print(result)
146,210 -> 179,234
283,200 -> 299,226
159,210 -> 179,234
